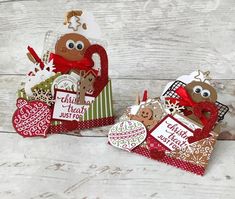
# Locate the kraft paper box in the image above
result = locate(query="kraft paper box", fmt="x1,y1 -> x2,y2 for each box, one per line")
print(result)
108,71 -> 229,175
12,10 -> 114,138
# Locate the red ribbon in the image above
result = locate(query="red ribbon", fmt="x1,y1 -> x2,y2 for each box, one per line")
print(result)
49,53 -> 98,75
166,86 -> 207,125
27,46 -> 44,69
167,86 -> 196,107
142,90 -> 148,102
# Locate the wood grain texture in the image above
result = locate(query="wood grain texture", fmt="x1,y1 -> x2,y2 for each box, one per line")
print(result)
0,75 -> 234,138
0,0 -> 235,79
0,134 -> 234,199
0,0 -> 235,198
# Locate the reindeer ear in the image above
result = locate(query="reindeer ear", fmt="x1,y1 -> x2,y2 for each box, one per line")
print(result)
82,23 -> 87,30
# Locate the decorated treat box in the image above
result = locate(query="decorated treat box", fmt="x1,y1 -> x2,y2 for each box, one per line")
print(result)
12,10 -> 114,138
108,71 -> 229,175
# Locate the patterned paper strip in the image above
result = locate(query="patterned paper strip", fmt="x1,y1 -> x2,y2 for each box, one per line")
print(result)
133,146 -> 205,175
82,80 -> 114,121
48,116 -> 115,134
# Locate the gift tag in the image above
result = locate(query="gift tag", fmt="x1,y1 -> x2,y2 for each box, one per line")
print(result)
52,90 -> 94,121
150,115 -> 193,151
108,120 -> 147,152
12,98 -> 52,137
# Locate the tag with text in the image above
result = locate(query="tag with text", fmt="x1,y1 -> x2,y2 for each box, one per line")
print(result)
52,90 -> 94,121
150,115 -> 193,151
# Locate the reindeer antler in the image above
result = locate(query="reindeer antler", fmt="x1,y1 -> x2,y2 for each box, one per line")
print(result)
64,10 -> 83,25
194,70 -> 211,82
202,71 -> 211,82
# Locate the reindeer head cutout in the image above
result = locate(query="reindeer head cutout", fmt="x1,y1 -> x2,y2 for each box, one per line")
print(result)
77,70 -> 97,104
184,71 -> 217,103
55,10 -> 91,61
55,33 -> 91,61
80,70 -> 97,95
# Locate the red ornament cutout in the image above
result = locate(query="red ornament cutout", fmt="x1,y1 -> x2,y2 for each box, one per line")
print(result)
12,98 -> 52,137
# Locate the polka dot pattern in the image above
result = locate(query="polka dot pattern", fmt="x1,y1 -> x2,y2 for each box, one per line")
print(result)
132,146 -> 205,176
48,116 -> 115,134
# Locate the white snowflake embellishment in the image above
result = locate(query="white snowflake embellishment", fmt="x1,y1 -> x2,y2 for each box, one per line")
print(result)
163,100 -> 184,115
31,89 -> 54,106
24,60 -> 55,96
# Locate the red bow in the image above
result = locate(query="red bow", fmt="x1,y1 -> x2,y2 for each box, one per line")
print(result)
166,86 -> 207,125
49,53 -> 98,75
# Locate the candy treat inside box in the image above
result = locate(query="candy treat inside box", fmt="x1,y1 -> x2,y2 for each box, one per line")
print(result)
12,10 -> 114,138
108,70 -> 229,175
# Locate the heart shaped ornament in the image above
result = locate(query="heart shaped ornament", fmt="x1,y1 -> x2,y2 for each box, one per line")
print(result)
108,120 -> 147,152
12,98 -> 52,137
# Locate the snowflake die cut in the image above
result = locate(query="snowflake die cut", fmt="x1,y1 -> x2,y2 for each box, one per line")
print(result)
24,60 -> 55,96
163,100 -> 184,115
31,89 -> 54,106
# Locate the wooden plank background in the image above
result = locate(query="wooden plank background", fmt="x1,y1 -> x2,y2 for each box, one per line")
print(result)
0,134 -> 234,199
0,0 -> 235,198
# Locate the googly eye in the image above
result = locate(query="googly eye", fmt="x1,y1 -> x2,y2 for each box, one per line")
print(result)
201,89 -> 211,98
66,40 -> 75,49
75,41 -> 84,51
193,85 -> 203,94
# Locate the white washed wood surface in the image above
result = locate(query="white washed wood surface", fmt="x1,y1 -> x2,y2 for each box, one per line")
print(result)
0,0 -> 235,79
0,1 -> 235,198
0,134 -> 234,199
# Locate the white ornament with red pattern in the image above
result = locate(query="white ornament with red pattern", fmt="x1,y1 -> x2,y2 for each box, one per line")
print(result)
108,120 -> 147,152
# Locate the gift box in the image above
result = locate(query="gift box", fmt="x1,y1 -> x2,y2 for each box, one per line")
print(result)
108,71 -> 229,175
12,10 -> 114,137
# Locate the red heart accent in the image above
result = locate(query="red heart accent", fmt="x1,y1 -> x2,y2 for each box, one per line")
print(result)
84,44 -> 108,97
188,129 -> 203,144
187,128 -> 211,144
12,98 -> 52,137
